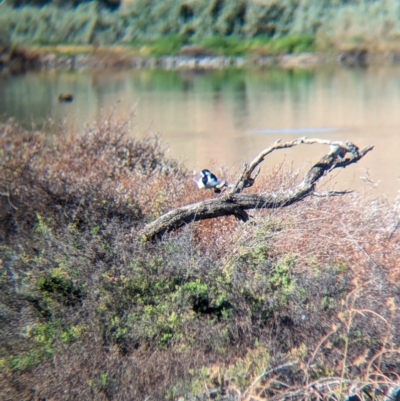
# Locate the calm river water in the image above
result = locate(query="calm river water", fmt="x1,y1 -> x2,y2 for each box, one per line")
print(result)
1,67 -> 399,200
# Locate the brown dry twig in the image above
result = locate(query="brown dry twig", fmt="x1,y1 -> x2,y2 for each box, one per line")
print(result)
139,137 -> 373,240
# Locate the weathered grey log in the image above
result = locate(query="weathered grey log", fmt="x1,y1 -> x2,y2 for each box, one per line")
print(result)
139,137 -> 373,241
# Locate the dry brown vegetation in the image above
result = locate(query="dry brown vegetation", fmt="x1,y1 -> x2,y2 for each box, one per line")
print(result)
1,116 -> 400,400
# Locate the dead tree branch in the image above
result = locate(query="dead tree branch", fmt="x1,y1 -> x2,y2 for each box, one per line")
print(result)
139,138 -> 373,241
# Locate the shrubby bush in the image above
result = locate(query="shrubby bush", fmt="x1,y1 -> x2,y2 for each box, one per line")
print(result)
1,116 -> 400,399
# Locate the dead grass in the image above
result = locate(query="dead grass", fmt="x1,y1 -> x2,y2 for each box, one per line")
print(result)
0,116 -> 399,400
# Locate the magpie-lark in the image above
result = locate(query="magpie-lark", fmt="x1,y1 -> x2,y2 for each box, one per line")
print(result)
194,169 -> 227,193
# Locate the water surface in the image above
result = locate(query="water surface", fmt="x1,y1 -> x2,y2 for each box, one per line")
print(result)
1,67 -> 399,199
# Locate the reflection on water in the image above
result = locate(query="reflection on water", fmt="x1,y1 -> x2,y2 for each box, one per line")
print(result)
1,67 -> 399,199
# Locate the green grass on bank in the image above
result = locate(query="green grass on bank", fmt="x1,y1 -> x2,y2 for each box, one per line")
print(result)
131,34 -> 316,57
2,0 -> 400,56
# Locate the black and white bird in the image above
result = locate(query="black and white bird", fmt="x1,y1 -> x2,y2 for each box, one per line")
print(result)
194,169 -> 227,193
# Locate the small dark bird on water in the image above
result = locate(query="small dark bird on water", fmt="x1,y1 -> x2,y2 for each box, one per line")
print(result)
58,93 -> 74,103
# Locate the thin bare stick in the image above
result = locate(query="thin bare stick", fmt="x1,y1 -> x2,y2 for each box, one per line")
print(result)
341,222 -> 380,268
0,188 -> 18,210
242,361 -> 299,399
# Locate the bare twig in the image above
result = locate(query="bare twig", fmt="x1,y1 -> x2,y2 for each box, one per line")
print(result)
341,222 -> 380,268
242,361 -> 299,399
0,188 -> 18,210
313,190 -> 354,197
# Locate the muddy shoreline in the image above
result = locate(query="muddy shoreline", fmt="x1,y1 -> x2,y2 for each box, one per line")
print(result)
1,46 -> 397,74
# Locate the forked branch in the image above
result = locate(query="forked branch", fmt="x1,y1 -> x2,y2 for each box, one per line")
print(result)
139,138 -> 373,241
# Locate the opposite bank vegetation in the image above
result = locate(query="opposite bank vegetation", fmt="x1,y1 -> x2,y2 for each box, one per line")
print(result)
2,0 -> 400,72
1,116 -> 400,400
